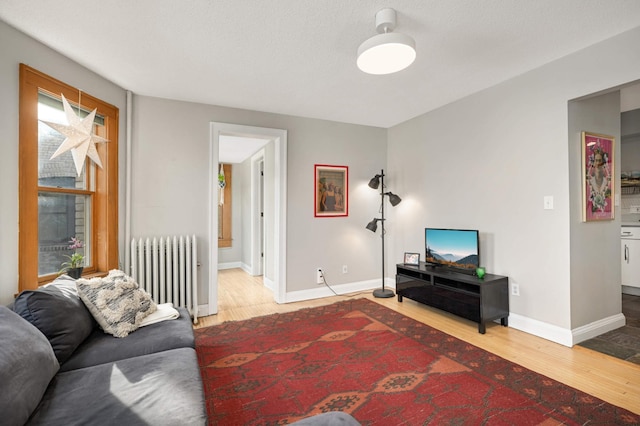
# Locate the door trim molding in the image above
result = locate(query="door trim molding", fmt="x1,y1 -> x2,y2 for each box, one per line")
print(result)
208,123 -> 287,314
251,150 -> 265,277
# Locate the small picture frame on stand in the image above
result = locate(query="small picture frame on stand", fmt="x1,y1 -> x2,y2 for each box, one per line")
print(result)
404,252 -> 420,266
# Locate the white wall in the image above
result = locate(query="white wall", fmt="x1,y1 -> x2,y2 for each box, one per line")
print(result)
130,95 -> 386,304
0,20 -> 127,305
568,92 -> 621,335
388,26 -> 640,345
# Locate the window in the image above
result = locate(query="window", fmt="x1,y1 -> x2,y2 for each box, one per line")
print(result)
218,164 -> 232,247
19,64 -> 119,291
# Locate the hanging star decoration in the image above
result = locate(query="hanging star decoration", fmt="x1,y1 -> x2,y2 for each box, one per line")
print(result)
40,93 -> 108,176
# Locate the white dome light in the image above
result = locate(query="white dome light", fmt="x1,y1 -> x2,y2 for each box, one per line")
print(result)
357,8 -> 416,75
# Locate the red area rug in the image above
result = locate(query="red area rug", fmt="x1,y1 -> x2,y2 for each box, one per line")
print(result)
195,298 -> 639,425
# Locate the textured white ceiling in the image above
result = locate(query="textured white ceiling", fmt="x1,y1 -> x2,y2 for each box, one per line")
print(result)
2,1 -> 640,128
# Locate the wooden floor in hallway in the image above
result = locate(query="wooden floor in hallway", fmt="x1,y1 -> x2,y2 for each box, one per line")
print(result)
194,268 -> 640,415
197,268 -> 345,327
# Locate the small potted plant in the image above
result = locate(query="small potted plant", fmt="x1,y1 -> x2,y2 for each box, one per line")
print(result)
60,237 -> 84,279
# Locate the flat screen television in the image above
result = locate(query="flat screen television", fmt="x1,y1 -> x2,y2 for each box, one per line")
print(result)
425,228 -> 479,273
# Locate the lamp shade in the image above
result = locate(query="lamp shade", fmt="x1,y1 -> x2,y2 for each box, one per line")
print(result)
366,219 -> 378,232
388,192 -> 402,206
357,32 -> 416,75
368,175 -> 380,189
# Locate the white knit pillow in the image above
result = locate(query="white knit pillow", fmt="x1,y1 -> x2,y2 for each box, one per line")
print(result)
76,270 -> 156,338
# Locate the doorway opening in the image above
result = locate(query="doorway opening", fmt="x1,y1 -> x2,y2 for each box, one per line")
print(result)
208,123 -> 287,316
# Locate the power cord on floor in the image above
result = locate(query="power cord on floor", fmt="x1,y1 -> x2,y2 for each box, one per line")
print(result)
318,268 -> 373,298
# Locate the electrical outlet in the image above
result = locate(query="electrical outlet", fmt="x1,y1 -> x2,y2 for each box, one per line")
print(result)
511,283 -> 520,296
316,268 -> 323,284
342,265 -> 348,274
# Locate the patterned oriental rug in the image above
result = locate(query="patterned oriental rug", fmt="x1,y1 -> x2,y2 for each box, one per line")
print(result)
195,298 -> 639,425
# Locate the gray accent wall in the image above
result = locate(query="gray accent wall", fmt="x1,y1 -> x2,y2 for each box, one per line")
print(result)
129,95 -> 387,304
388,26 -> 640,344
568,92 -> 621,330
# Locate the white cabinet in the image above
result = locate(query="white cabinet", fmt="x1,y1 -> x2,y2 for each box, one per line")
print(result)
621,227 -> 640,288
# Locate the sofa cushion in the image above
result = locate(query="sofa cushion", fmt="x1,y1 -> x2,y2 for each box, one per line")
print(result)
13,275 -> 96,363
0,306 -> 60,426
76,269 -> 156,338
60,307 -> 195,372
27,347 -> 207,426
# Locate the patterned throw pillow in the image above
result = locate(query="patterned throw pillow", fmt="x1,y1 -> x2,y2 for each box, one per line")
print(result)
76,269 -> 157,338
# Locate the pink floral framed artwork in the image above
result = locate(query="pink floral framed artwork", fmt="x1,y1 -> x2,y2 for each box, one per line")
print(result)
314,164 -> 348,217
582,131 -> 615,221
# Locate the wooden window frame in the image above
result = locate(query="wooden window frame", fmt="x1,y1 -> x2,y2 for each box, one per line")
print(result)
219,164 -> 232,248
19,64 -> 119,291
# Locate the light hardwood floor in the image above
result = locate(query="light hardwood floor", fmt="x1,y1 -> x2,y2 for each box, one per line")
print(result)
196,268 -> 640,415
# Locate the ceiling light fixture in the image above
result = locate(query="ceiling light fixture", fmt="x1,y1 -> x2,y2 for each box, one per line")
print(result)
357,8 -> 416,75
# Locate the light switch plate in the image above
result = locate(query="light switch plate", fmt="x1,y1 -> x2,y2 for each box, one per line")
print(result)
543,196 -> 554,210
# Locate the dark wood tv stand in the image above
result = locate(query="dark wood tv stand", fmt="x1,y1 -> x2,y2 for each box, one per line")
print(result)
396,263 -> 509,334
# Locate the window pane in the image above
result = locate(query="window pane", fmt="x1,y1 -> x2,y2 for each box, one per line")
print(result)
37,92 -> 104,190
38,192 -> 91,276
38,92 -> 104,125
38,96 -> 87,189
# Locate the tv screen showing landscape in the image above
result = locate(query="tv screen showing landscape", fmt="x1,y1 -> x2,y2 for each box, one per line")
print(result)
425,228 -> 479,271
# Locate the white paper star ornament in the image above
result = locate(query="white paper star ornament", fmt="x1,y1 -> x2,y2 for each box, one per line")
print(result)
40,94 -> 108,176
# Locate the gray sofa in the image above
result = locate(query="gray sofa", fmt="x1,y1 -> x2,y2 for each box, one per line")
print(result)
1,276 -> 207,426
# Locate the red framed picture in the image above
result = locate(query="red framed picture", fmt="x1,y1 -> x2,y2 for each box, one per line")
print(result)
314,164 -> 348,217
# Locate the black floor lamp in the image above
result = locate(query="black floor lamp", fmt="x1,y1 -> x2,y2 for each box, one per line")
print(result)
366,169 -> 402,298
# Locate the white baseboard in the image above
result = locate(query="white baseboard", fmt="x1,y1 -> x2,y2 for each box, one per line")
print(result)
508,312 -> 626,347
201,278 -> 388,315
201,282 -> 387,314
218,261 -> 241,270
283,278 -> 393,303
622,285 -> 640,296
220,261 -> 261,275
202,275 -> 625,348
571,313 -> 626,345
263,276 -> 275,292
508,313 -> 574,347
198,304 -> 211,316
